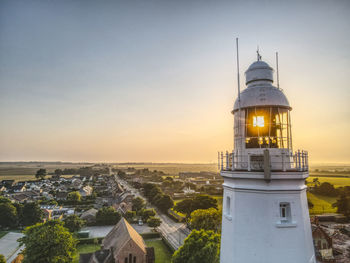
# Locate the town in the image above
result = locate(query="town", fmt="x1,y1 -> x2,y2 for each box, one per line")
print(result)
0,163 -> 349,263
1,0 -> 349,262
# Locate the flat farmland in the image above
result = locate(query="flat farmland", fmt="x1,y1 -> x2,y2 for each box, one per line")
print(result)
307,176 -> 350,188
0,162 -> 94,181
113,163 -> 218,175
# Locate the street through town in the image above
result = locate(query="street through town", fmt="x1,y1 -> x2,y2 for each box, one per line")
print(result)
116,175 -> 190,250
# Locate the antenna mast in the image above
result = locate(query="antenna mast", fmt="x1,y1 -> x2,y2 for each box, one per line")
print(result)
236,38 -> 241,103
235,37 -> 242,153
276,52 -> 280,89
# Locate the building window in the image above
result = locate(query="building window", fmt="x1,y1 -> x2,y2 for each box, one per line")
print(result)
279,202 -> 291,222
226,196 -> 231,216
129,254 -> 132,263
133,256 -> 136,263
125,258 -> 128,263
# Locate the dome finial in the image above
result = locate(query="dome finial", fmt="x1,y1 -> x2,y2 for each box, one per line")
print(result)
257,46 -> 262,61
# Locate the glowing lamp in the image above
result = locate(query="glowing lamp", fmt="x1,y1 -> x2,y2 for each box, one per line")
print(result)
253,116 -> 264,127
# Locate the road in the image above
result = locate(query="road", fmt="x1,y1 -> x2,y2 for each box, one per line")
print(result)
0,232 -> 24,261
116,176 -> 190,250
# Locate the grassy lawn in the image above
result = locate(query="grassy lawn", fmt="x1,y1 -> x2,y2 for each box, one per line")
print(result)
0,231 -> 8,239
72,244 -> 101,263
307,192 -> 338,215
145,239 -> 172,263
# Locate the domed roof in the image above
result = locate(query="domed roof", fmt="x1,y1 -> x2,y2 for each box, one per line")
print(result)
245,60 -> 273,85
233,84 -> 290,111
233,60 -> 290,112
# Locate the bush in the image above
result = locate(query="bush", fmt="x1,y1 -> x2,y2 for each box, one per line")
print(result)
140,232 -> 161,239
77,237 -> 103,245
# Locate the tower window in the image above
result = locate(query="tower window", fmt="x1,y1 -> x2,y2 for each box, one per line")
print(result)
279,202 -> 291,222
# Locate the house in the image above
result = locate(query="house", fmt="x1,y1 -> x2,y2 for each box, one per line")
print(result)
42,206 -> 74,221
56,191 -> 68,200
312,225 -> 336,263
80,208 -> 98,224
80,218 -> 155,263
11,193 -> 29,203
79,186 -> 93,197
12,184 -> 26,193
113,202 -> 132,215
72,178 -> 83,189
116,191 -> 134,204
1,180 -> 15,188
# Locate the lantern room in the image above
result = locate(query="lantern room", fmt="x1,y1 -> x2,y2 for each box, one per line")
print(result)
233,60 -> 292,155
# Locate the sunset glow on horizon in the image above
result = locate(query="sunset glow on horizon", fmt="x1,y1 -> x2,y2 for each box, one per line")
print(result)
0,0 -> 349,164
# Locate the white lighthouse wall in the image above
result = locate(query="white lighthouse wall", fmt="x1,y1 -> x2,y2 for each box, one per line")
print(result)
220,179 -> 315,263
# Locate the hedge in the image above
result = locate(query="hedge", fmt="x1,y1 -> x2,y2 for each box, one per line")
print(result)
77,237 -> 103,245
140,232 -> 161,239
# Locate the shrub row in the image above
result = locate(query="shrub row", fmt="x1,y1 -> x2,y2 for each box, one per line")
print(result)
77,237 -> 103,245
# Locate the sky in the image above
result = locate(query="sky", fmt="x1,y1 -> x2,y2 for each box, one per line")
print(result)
0,0 -> 349,164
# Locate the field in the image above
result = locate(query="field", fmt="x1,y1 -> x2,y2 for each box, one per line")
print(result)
0,162 -> 218,181
307,192 -> 337,215
0,162 -> 94,181
113,163 -> 218,175
145,239 -> 173,263
72,244 -> 101,263
307,176 -> 350,188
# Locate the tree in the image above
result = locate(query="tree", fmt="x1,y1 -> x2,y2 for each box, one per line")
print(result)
124,211 -> 136,223
53,169 -> 63,178
0,254 -> 6,263
333,194 -> 350,217
140,209 -> 156,221
21,202 -> 43,227
172,229 -> 220,263
96,207 -> 121,225
117,170 -> 126,179
149,186 -> 162,202
35,169 -> 46,180
132,197 -> 145,213
313,182 -> 338,197
307,199 -> 314,209
174,199 -> 194,218
155,194 -> 174,213
174,195 -> 218,218
190,208 -> 221,232
63,215 -> 85,232
19,220 -> 76,263
312,177 -> 320,187
147,216 -> 161,230
0,197 -> 11,204
0,202 -> 17,228
67,191 -> 81,202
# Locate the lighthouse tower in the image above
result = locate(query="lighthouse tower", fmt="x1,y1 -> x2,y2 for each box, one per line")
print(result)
219,55 -> 315,263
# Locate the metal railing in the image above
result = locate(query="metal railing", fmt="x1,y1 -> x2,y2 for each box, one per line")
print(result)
218,150 -> 309,172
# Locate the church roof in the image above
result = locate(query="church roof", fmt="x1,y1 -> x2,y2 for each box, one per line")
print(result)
102,218 -> 146,254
